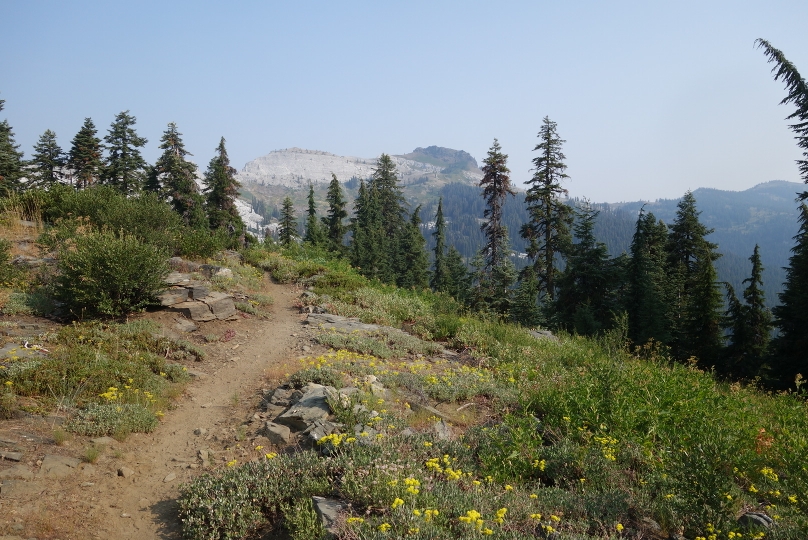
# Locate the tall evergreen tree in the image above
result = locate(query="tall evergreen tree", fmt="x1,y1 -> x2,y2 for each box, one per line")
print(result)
322,173 -> 348,252
397,205 -> 430,289
101,110 -> 148,195
444,246 -> 469,303
521,117 -> 573,301
476,139 -> 516,313
430,197 -> 450,292
554,202 -> 621,335
303,184 -> 325,246
350,179 -> 387,280
723,246 -> 773,379
28,129 -> 64,188
371,154 -> 407,240
666,192 -> 724,364
771,204 -> 808,387
279,196 -> 298,247
510,265 -> 544,327
0,98 -> 24,196
757,39 -> 808,199
152,123 -> 206,227
68,118 -> 102,189
627,209 -> 673,347
203,137 -> 245,238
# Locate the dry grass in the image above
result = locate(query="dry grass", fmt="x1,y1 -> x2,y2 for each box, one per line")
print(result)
0,205 -> 46,258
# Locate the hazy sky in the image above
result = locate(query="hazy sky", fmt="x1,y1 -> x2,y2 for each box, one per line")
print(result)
3,1 -> 808,202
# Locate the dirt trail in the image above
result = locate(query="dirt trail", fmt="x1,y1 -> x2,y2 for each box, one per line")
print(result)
0,280 -> 310,539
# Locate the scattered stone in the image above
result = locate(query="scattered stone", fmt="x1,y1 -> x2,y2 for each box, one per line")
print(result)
201,403 -> 212,408
193,428 -> 208,436
40,454 -> 80,478
199,264 -> 232,279
311,496 -> 347,538
118,467 -> 135,479
121,513 -> 131,518
198,449 -> 210,467
529,329 -> 559,342
261,422 -> 291,445
0,451 -> 23,462
433,419 -> 453,441
304,313 -> 382,332
276,385 -> 333,431
164,271 -> 193,284
163,472 -> 176,483
174,319 -> 198,333
739,512 -> 774,529
369,382 -> 387,397
303,419 -> 341,443
157,288 -> 189,306
409,401 -> 451,421
80,482 -> 94,487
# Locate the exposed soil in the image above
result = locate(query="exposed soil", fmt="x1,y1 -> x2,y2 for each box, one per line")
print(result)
0,279 -> 322,539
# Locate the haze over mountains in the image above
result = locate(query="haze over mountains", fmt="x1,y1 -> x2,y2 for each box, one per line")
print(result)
236,146 -> 805,307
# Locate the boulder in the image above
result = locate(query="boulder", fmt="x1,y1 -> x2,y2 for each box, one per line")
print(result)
199,264 -> 233,279
303,419 -> 341,443
158,288 -> 189,306
433,419 -> 453,441
311,496 -> 347,538
170,301 -> 215,322
739,512 -> 773,529
164,271 -> 193,285
261,422 -> 292,445
276,384 -> 333,431
200,292 -> 237,320
41,454 -> 81,478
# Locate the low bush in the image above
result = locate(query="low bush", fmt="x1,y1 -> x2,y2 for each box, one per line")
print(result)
54,230 -> 169,318
65,402 -> 158,436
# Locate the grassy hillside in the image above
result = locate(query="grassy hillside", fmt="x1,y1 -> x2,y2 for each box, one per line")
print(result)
179,245 -> 808,539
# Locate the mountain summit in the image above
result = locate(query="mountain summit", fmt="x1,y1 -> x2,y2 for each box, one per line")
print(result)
237,146 -> 482,189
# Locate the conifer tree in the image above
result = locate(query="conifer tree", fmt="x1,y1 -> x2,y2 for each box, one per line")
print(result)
771,204 -> 808,386
723,245 -> 772,378
350,179 -> 387,280
510,266 -> 544,327
68,118 -> 102,189
371,154 -> 407,239
554,202 -> 620,335
28,129 -> 64,188
666,192 -> 724,364
476,139 -> 516,313
757,39 -> 808,199
279,196 -> 298,247
397,205 -> 430,289
627,209 -> 673,347
152,123 -> 206,228
102,110 -> 148,195
0,99 -> 24,196
430,197 -> 450,292
444,246 -> 469,303
322,173 -> 347,252
303,184 -> 325,246
203,137 -> 245,238
521,117 -> 573,301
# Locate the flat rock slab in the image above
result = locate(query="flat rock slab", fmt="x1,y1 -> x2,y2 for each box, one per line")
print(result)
0,465 -> 34,480
0,343 -> 45,361
260,422 -> 291,445
170,301 -> 216,322
158,288 -> 190,306
201,292 -> 237,319
276,384 -> 334,431
164,271 -> 193,285
529,329 -> 559,342
40,454 -> 81,478
174,319 -> 199,333
0,479 -> 43,499
312,496 -> 348,537
0,451 -> 23,462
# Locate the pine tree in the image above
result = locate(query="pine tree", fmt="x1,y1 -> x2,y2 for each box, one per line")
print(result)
28,129 -> 64,188
444,246 -> 469,303
303,184 -> 326,246
627,209 -> 673,347
322,173 -> 347,252
554,202 -> 620,335
510,266 -> 543,327
350,179 -> 387,280
152,123 -> 206,227
279,196 -> 298,247
723,247 -> 773,379
666,191 -> 724,364
757,39 -> 808,199
203,137 -> 245,238
370,154 -> 407,283
0,99 -> 24,196
521,117 -> 573,301
68,118 -> 102,189
397,206 -> 430,289
430,197 -> 450,292
476,139 -> 516,313
771,204 -> 808,387
102,110 -> 148,195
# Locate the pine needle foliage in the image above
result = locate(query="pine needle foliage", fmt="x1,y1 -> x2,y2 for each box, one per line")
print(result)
68,117 -> 103,190
28,129 -> 65,188
101,110 -> 148,195
203,137 -> 245,239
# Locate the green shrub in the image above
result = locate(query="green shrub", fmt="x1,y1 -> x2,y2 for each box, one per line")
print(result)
287,367 -> 342,389
54,231 -> 169,318
65,403 -> 158,436
176,227 -> 228,258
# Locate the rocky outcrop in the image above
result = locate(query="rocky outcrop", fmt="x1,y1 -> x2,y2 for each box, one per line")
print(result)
158,264 -> 238,322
